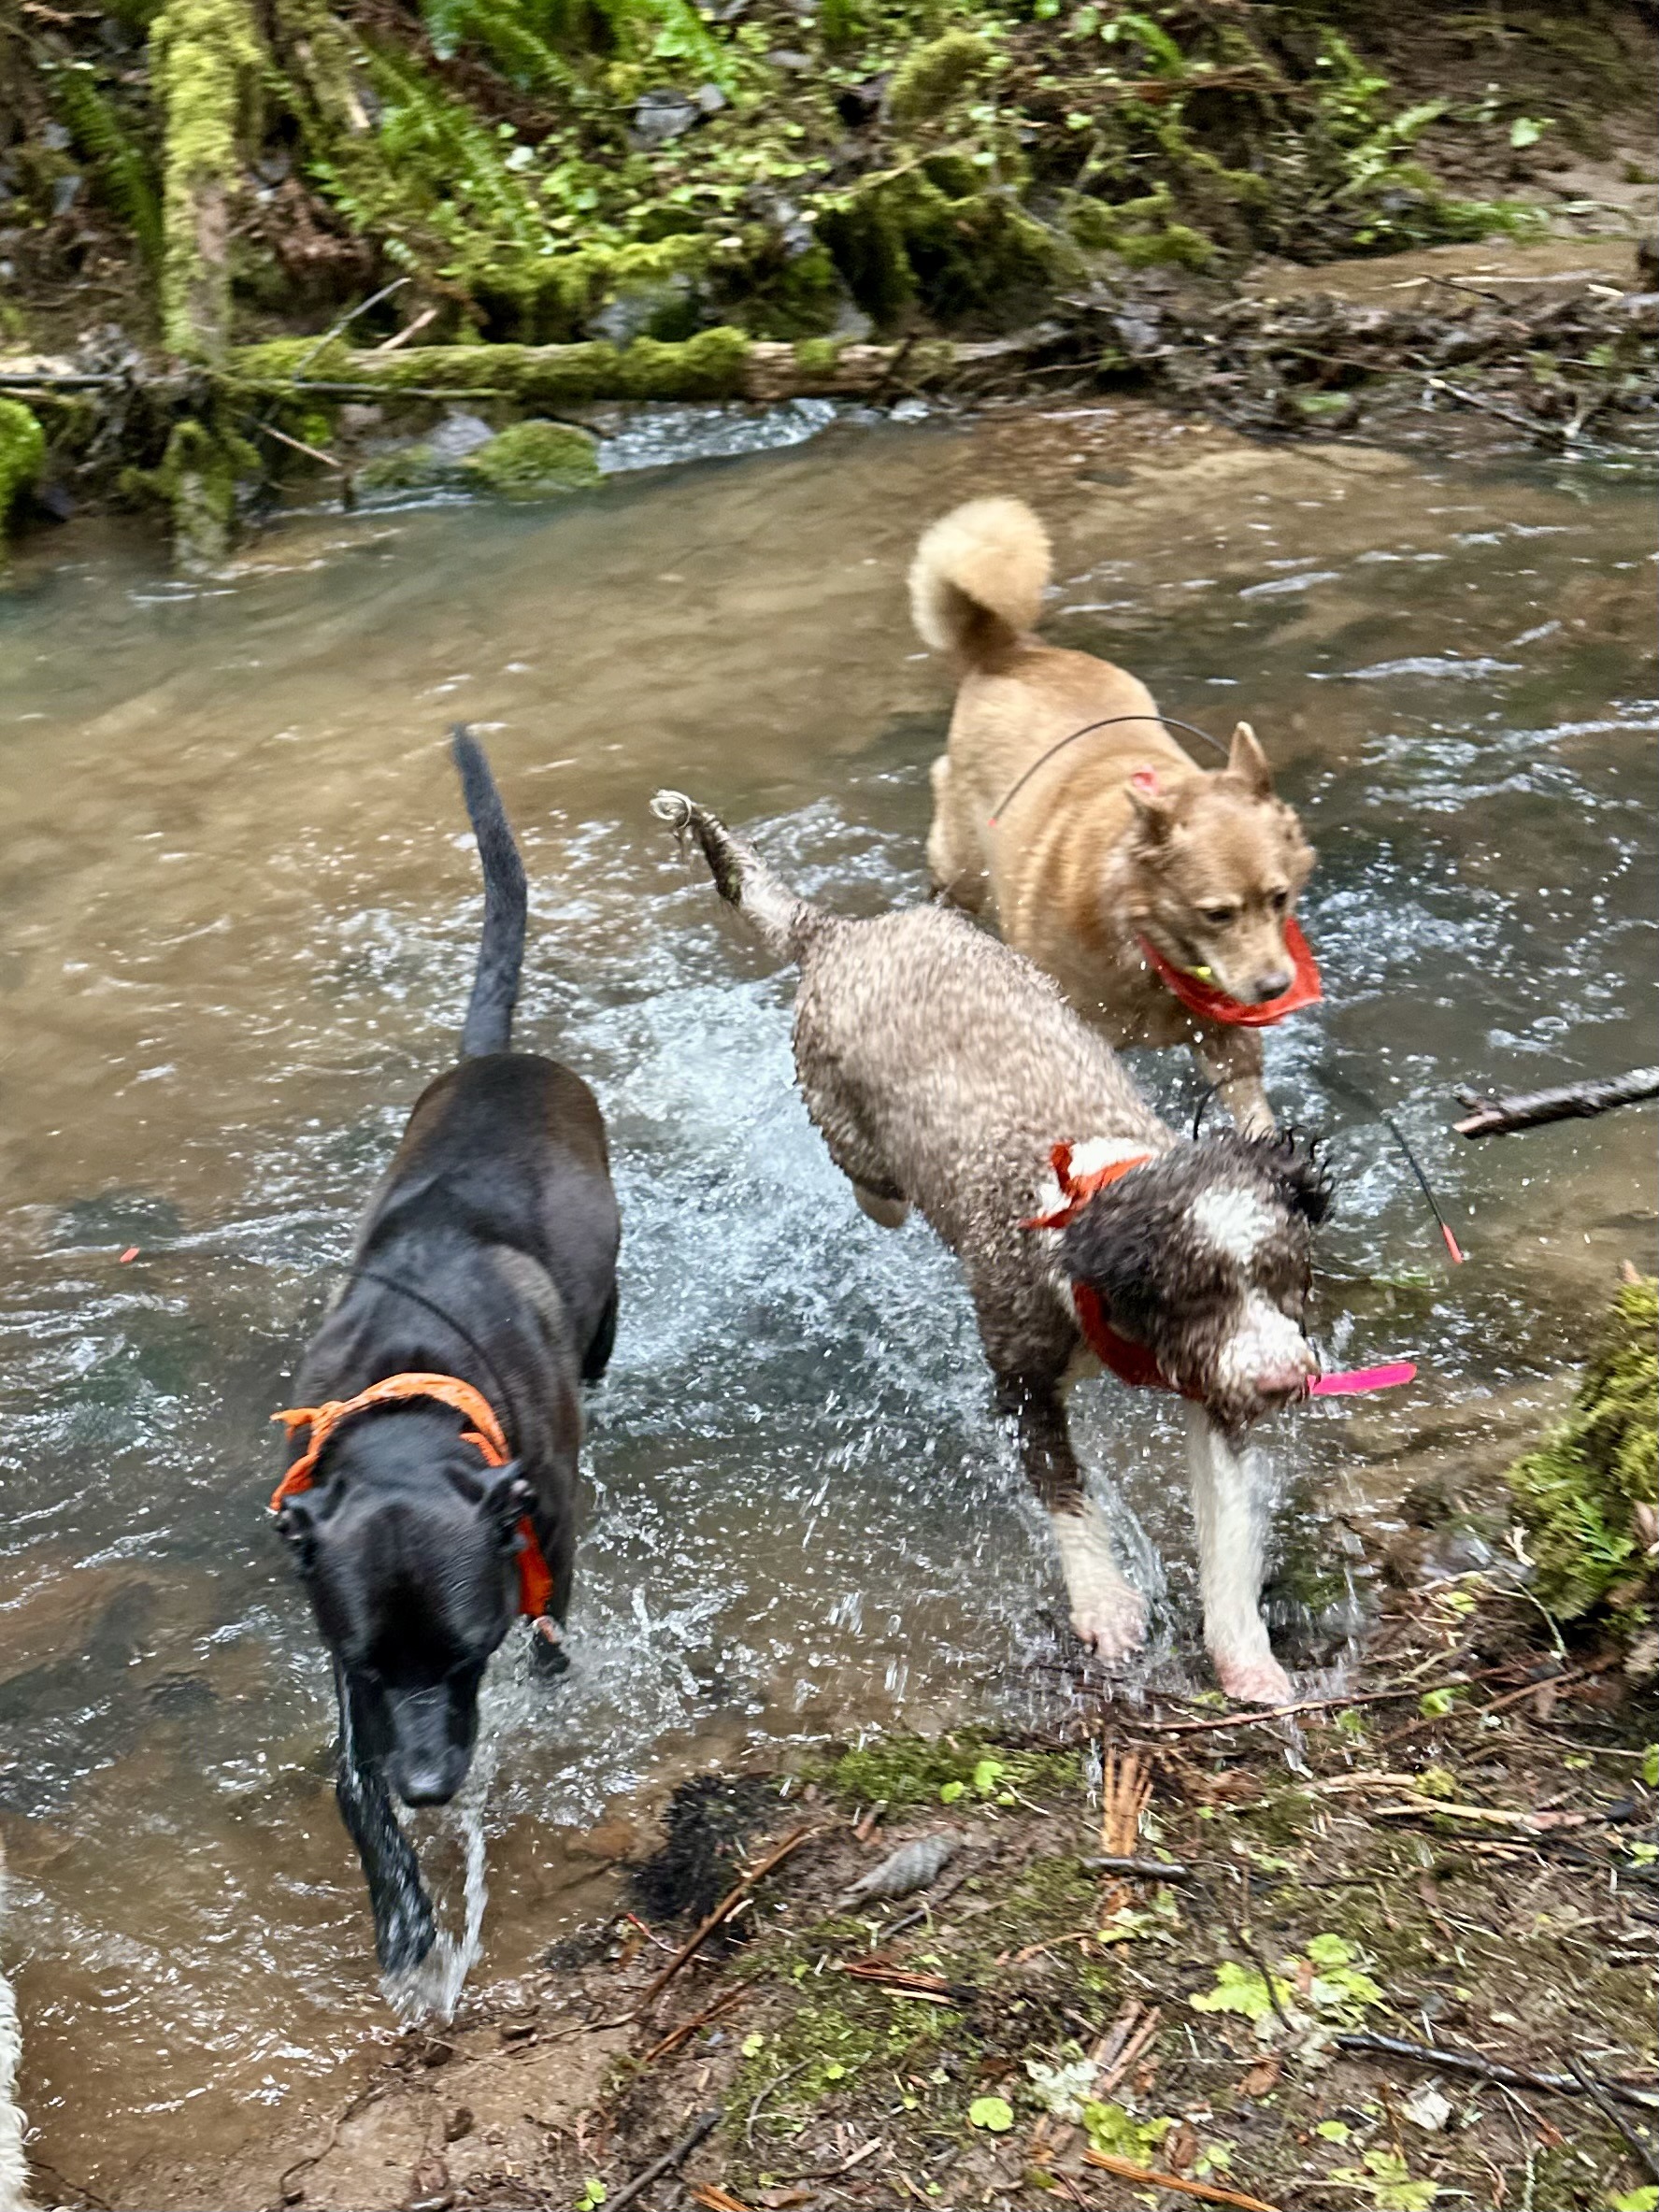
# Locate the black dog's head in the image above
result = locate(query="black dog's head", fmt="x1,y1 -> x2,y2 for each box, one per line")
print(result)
1060,1133 -> 1331,1432
278,1442 -> 529,1805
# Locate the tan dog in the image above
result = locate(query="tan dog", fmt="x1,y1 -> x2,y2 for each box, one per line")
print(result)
916,498 -> 1315,1135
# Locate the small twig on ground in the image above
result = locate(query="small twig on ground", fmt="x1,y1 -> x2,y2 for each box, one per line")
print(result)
1223,1870 -> 1294,2037
605,2106 -> 721,2212
251,418 -> 342,469
1081,2148 -> 1282,2210
636,1985 -> 750,2067
1566,2053 -> 1659,2183
1336,2032 -> 1659,2114
1126,1681 -> 1465,1737
1080,1854 -> 1192,1881
1374,1655 -> 1620,1748
637,1824 -> 820,2010
373,306 -> 440,352
745,2059 -> 816,2148
1095,2003 -> 1163,2097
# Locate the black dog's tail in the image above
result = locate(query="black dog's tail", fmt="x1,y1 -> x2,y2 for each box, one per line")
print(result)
651,790 -> 823,963
452,727 -> 527,1057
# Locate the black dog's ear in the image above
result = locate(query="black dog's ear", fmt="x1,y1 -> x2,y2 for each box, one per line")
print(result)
1278,1145 -> 1333,1227
481,1463 -> 532,1544
275,1492 -> 319,1568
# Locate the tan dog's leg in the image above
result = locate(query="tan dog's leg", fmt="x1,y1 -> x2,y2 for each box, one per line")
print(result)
1183,1405 -> 1292,1706
925,755 -> 990,913
1001,1374 -> 1146,1661
1191,1029 -> 1274,1139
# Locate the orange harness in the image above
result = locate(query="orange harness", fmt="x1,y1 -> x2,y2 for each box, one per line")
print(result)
270,1372 -> 554,1620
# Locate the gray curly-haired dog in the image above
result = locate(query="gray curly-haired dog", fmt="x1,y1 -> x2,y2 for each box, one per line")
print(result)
652,791 -> 1331,1704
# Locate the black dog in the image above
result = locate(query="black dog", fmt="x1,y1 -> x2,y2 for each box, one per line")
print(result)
274,731 -> 620,1973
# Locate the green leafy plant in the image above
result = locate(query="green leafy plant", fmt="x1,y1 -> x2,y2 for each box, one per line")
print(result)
1330,2148 -> 1438,2210
967,2094 -> 1015,2132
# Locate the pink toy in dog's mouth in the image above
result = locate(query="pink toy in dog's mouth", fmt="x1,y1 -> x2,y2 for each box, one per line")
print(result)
1309,1361 -> 1417,1396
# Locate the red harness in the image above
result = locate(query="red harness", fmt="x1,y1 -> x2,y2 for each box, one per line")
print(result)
1022,1141 -> 1416,1400
1139,917 -> 1323,1029
270,1371 -> 554,1619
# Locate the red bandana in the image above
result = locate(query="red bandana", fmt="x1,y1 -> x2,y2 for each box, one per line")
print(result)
1138,917 -> 1323,1029
1020,1142 -> 1417,1401
270,1371 -> 554,1620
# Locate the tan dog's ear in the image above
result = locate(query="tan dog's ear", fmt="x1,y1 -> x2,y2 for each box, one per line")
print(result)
1227,721 -> 1273,797
1125,776 -> 1175,846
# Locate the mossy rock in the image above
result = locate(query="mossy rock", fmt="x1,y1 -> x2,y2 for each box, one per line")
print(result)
462,419 -> 601,498
123,414 -> 258,570
887,31 -> 993,125
0,398 -> 46,554
1507,1275 -> 1657,1628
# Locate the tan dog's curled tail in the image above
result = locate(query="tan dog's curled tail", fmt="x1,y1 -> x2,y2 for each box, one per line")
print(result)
651,791 -> 822,963
908,497 -> 1051,667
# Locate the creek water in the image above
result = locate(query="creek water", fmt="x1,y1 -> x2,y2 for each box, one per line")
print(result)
0,402 -> 1652,2203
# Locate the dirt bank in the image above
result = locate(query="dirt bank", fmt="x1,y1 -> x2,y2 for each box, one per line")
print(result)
70,1467 -> 1656,2212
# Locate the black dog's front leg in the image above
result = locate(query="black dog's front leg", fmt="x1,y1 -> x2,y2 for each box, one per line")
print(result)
334,1663 -> 436,1975
997,1370 -> 1147,1663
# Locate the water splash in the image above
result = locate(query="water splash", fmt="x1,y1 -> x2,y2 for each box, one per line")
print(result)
380,1749 -> 494,2025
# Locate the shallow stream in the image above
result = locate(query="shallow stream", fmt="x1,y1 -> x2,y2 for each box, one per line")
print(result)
0,402 -> 1652,2202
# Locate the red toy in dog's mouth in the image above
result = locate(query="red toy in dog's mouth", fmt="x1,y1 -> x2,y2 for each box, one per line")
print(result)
1138,917 -> 1323,1029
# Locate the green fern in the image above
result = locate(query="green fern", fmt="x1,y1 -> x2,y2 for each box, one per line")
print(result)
50,64 -> 164,262
421,0 -> 736,96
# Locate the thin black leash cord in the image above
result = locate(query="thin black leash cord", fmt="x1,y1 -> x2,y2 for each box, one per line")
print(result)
340,1264 -> 522,1454
987,711 -> 1231,826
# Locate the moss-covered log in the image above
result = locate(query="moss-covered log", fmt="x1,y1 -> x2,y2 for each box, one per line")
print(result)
224,326 -> 1036,407
150,0 -> 264,361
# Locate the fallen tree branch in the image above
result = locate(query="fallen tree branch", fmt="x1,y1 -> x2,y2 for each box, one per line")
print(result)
1082,2148 -> 1281,2210
636,1824 -> 821,2011
606,2106 -> 722,2212
1336,2032 -> 1659,2114
1454,1066 -> 1659,1138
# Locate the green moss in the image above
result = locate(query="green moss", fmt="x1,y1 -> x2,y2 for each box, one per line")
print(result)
150,0 -> 263,359
243,325 -> 753,404
1508,1276 -> 1657,1627
887,31 -> 992,125
792,335 -> 845,378
824,1734 -> 1080,1810
0,400 -> 47,557
231,335 -> 352,382
820,171 -> 1058,333
462,418 -> 600,495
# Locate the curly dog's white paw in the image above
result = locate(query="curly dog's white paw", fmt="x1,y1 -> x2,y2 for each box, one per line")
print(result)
1051,1506 -> 1146,1662
1213,1649 -> 1294,1707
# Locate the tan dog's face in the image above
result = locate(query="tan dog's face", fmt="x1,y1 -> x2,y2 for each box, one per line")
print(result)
1123,724 -> 1315,1006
